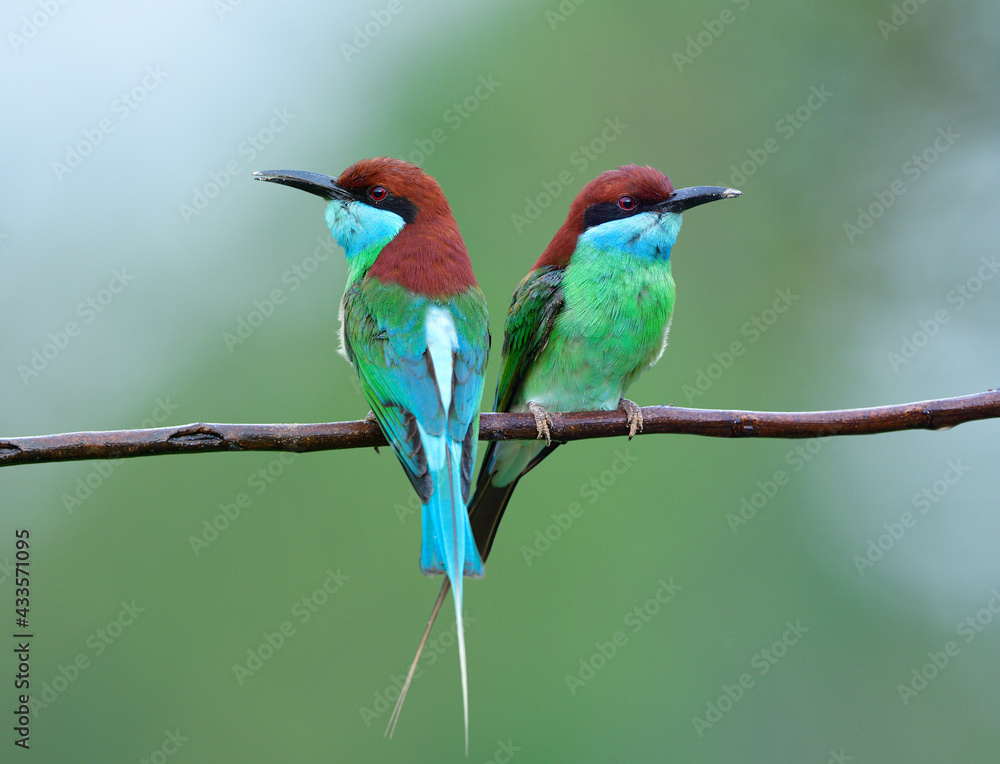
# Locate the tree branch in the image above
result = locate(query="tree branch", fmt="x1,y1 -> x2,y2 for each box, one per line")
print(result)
1,390 -> 997,469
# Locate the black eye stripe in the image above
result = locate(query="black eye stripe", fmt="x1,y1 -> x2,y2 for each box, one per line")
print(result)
584,199 -> 651,229
343,185 -> 417,223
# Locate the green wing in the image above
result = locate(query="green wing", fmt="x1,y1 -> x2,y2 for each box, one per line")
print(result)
341,280 -> 436,502
340,279 -> 489,504
467,266 -> 565,562
493,266 -> 566,412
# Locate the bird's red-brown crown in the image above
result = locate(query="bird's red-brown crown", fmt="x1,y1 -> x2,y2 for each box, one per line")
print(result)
535,164 -> 675,269
339,157 -> 478,297
337,157 -> 451,218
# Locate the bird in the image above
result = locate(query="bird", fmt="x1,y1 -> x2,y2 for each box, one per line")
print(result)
384,164 -> 740,731
253,158 -> 489,752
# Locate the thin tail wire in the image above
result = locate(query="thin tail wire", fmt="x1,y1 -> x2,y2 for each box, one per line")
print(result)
386,443 -> 558,748
447,454 -> 471,755
384,579 -> 451,739
383,451 -> 546,743
453,575 -> 470,755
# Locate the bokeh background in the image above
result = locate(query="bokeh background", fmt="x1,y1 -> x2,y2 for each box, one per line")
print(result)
3,1 -> 1000,761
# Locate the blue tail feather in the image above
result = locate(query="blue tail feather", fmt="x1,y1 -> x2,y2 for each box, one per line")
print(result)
419,444 -> 484,578
417,439 -> 482,752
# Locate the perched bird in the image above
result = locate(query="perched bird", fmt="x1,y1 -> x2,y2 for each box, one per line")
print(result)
254,158 -> 489,751
386,164 -> 740,729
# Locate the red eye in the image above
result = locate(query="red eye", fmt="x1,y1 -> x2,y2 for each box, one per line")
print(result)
369,185 -> 388,201
618,195 -> 636,210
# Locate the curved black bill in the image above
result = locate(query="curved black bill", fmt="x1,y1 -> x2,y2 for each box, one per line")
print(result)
656,185 -> 741,213
252,170 -> 352,201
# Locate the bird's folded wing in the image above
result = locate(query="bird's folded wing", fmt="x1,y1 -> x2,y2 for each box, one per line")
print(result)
494,266 -> 566,412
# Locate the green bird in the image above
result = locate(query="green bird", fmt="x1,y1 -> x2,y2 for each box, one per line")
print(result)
386,164 -> 740,733
254,158 -> 489,751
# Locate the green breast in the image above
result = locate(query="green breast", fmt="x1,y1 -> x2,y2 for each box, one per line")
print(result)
517,243 -> 676,412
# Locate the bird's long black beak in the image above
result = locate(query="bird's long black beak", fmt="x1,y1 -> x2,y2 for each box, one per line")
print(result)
656,185 -> 741,213
252,169 -> 352,201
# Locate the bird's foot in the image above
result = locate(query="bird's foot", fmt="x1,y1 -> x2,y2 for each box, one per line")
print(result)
618,398 -> 643,440
364,410 -> 381,454
527,401 -> 555,446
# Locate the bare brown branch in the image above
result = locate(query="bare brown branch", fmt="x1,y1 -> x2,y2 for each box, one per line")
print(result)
1,390 -> 996,468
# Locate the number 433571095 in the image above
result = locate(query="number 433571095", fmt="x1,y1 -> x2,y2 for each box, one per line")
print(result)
15,529 -> 30,624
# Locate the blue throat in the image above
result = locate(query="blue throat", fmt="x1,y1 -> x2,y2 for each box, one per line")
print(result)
578,210 -> 682,261
324,199 -> 406,261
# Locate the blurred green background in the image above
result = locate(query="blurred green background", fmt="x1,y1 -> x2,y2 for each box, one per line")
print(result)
3,1 -> 1000,761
